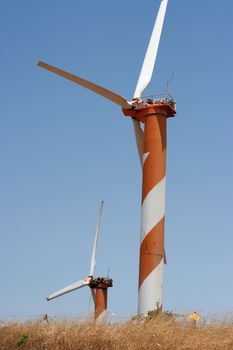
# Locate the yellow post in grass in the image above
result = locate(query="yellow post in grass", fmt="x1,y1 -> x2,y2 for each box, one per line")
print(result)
188,312 -> 200,328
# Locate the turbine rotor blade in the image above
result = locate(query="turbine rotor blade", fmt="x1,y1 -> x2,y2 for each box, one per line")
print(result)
38,61 -> 132,109
47,278 -> 90,301
89,201 -> 104,277
132,120 -> 144,166
134,0 -> 168,98
90,288 -> 96,303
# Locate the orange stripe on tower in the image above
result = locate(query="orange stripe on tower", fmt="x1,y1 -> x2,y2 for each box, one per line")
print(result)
139,217 -> 165,287
142,113 -> 166,203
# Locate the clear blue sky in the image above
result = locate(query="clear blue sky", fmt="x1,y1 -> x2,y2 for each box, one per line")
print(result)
0,0 -> 232,320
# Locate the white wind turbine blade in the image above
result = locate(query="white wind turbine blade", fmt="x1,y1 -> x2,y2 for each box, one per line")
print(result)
133,0 -> 168,98
89,201 -> 104,277
38,61 -> 132,109
47,278 -> 90,301
133,120 -> 144,165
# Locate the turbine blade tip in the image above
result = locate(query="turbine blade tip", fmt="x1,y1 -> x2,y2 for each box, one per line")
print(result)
38,61 -> 47,68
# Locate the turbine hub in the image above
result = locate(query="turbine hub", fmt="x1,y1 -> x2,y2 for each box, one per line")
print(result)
123,94 -> 176,122
89,277 -> 113,289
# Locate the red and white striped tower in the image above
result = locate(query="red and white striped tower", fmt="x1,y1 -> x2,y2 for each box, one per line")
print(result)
123,101 -> 174,315
139,107 -> 167,314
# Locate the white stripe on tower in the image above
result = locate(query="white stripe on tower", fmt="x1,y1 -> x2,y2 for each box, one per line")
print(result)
138,259 -> 164,313
138,110 -> 167,315
140,177 -> 166,242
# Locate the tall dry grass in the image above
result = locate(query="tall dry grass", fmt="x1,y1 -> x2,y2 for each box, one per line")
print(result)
0,313 -> 233,350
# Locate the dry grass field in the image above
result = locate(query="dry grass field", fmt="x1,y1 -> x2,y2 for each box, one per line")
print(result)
1,313 -> 233,350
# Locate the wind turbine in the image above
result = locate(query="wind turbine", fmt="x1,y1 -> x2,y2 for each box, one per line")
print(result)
46,201 -> 113,320
38,0 -> 176,315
